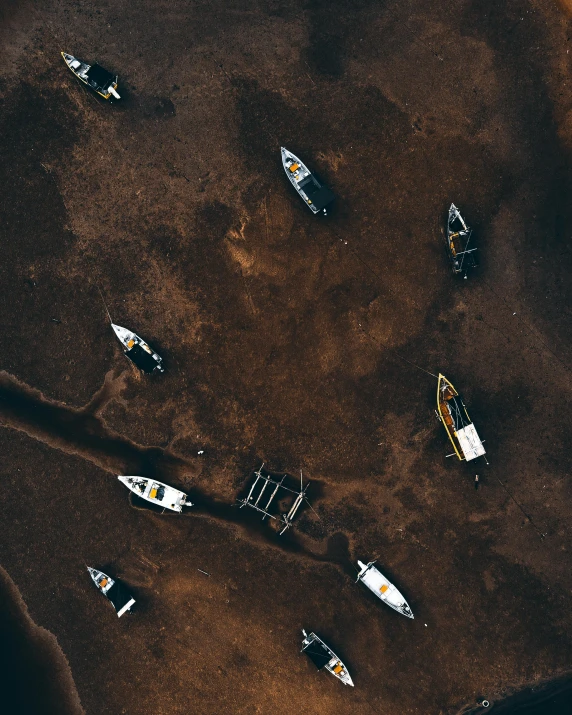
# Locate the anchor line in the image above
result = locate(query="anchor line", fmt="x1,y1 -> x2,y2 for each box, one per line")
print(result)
493,475 -> 546,540
96,283 -> 113,324
388,351 -> 438,379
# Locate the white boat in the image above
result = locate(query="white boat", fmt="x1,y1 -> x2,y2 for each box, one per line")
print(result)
281,147 -> 335,215
356,561 -> 414,619
301,630 -> 354,686
111,323 -> 164,374
87,567 -> 135,617
61,52 -> 120,100
118,476 -> 192,512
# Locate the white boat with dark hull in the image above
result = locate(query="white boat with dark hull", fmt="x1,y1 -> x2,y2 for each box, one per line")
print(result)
356,561 -> 414,619
301,630 -> 354,686
281,147 -> 335,215
118,476 -> 192,512
112,323 -> 164,374
87,567 -> 135,617
61,52 -> 120,100
445,204 -> 478,278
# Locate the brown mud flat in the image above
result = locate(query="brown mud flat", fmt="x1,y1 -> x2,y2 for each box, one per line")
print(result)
1,0 -> 572,713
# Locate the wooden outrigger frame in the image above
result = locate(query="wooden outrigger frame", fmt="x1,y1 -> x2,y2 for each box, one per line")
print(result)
238,464 -> 309,534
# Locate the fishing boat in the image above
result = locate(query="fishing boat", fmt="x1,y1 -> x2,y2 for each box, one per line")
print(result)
355,561 -> 414,618
87,567 -> 135,617
445,204 -> 478,278
61,52 -> 120,100
111,323 -> 164,374
281,147 -> 335,215
118,476 -> 192,512
301,630 -> 354,686
437,373 -> 486,461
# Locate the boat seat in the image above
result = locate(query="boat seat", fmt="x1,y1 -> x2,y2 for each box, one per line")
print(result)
289,163 -> 299,172
99,578 -> 108,588
150,488 -> 158,499
71,60 -> 81,69
333,663 -> 343,674
380,584 -> 389,594
127,339 -> 135,348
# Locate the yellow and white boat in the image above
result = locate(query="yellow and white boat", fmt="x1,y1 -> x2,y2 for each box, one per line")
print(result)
437,374 -> 485,461
61,52 -> 120,100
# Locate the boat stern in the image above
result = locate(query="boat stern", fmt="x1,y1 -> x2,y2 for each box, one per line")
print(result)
356,559 -> 372,581
116,597 -> 136,618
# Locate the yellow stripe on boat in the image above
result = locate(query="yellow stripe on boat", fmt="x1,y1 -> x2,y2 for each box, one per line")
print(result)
437,373 -> 463,460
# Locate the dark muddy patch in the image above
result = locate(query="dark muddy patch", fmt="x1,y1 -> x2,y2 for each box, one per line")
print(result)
304,0 -> 378,77
0,80 -> 112,402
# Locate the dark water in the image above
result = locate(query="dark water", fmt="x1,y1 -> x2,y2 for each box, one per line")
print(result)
0,567 -> 83,715
493,683 -> 572,714
468,679 -> 572,714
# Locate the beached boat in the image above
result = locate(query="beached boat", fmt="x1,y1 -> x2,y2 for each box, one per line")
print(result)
87,567 -> 135,617
445,204 -> 477,278
111,323 -> 164,374
437,373 -> 486,461
61,52 -> 120,100
301,630 -> 354,686
281,147 -> 335,215
356,561 -> 414,618
118,476 -> 192,512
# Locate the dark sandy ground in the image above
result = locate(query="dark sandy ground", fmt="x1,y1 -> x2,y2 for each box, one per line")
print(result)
1,0 -> 572,712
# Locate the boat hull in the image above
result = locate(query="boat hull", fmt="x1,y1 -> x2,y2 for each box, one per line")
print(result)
87,567 -> 135,617
61,52 -> 119,100
118,476 -> 191,512
111,323 -> 164,374
445,204 -> 477,277
437,374 -> 485,462
281,147 -> 334,214
301,631 -> 354,686
356,561 -> 414,618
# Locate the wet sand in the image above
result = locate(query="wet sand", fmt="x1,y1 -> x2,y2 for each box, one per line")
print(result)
1,0 -> 572,713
